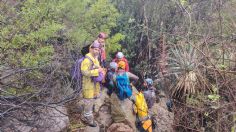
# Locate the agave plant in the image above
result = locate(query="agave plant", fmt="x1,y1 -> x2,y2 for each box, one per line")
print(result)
168,42 -> 209,99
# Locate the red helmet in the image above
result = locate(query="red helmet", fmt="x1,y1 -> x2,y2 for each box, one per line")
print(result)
98,32 -> 107,39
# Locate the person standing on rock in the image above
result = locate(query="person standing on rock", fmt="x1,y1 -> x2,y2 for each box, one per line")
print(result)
143,78 -> 157,109
93,32 -> 107,68
104,62 -> 118,96
81,41 -> 105,127
112,52 -> 130,72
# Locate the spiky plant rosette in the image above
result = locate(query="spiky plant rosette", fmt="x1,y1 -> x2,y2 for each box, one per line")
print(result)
168,43 -> 209,99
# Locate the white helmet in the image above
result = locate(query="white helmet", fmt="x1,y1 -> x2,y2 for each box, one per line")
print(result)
109,62 -> 118,69
116,52 -> 124,59
145,78 -> 153,85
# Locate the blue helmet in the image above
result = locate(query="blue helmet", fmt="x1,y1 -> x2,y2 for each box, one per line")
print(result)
145,78 -> 153,85
109,62 -> 118,69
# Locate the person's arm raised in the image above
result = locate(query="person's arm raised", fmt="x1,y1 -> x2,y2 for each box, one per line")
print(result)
127,72 -> 139,80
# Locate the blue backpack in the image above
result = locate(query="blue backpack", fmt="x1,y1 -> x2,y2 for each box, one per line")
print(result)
114,72 -> 132,100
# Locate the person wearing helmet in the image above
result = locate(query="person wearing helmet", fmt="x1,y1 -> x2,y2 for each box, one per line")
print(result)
130,81 -> 153,132
112,61 -> 139,100
93,32 -> 108,68
143,78 -> 157,109
107,61 -> 138,127
80,41 -> 104,127
112,52 -> 130,72
104,62 -> 118,95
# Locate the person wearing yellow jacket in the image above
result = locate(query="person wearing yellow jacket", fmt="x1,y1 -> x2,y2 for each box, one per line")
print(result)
131,87 -> 153,132
81,41 -> 104,127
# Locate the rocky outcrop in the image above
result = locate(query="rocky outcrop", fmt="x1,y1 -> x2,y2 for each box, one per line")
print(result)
36,106 -> 70,132
151,97 -> 174,132
107,122 -> 133,132
96,104 -> 113,129
1,106 -> 69,132
95,89 -> 136,131
70,88 -> 174,132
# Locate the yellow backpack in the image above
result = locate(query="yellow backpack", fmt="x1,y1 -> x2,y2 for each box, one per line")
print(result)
133,92 -> 148,118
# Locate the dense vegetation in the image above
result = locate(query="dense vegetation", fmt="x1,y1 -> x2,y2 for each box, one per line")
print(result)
0,0 -> 235,131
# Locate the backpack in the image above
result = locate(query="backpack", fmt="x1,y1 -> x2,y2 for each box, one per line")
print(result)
134,92 -> 148,117
133,93 -> 153,131
70,44 -> 96,93
114,72 -> 132,100
70,57 -> 88,93
104,69 -> 116,95
70,55 -> 104,93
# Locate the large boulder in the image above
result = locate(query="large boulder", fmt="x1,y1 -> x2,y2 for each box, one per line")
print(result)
1,105 -> 70,132
121,98 -> 136,130
151,97 -> 174,132
36,105 -> 70,132
94,88 -> 110,113
95,88 -> 137,131
96,104 -> 113,129
107,122 -> 133,132
108,93 -> 136,131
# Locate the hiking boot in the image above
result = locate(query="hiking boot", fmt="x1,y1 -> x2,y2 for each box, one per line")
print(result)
87,121 -> 97,127
81,115 -> 97,127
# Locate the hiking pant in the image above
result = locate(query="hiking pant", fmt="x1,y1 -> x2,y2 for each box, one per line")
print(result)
83,98 -> 95,123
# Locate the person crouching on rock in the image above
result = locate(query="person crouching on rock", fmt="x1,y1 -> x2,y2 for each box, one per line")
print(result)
131,86 -> 153,132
